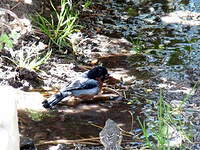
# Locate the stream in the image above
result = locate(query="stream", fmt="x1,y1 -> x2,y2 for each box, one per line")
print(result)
2,0 -> 200,149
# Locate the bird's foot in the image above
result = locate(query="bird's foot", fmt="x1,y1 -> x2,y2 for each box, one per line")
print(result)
42,100 -> 54,110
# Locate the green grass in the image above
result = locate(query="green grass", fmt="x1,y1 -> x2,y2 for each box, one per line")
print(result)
0,31 -> 19,50
130,38 -> 145,54
33,0 -> 79,50
27,110 -> 54,121
0,31 -> 51,71
0,33 -> 13,50
82,0 -> 92,9
137,90 -> 194,150
4,42 -> 51,71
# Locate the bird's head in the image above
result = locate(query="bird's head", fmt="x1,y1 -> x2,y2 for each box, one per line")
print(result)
87,66 -> 109,81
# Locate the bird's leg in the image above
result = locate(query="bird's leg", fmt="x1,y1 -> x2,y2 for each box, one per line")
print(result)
49,93 -> 63,107
43,92 -> 64,109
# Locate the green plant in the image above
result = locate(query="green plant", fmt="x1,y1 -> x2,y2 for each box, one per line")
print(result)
82,0 -> 92,9
138,118 -> 152,148
33,0 -> 79,49
5,42 -> 51,71
131,38 -> 144,54
27,110 -> 53,121
138,90 -> 193,149
138,92 -> 168,149
0,30 -> 21,50
0,33 -> 13,50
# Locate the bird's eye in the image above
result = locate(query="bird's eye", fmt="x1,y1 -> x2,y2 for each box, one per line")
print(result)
105,74 -> 109,78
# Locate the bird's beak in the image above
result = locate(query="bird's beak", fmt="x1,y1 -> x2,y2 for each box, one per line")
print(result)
105,74 -> 124,85
104,74 -> 110,80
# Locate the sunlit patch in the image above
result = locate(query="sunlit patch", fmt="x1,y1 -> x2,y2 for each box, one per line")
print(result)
109,67 -> 133,83
158,82 -> 194,94
60,104 -> 109,114
145,89 -> 153,93
169,87 -> 194,95
81,105 -> 98,110
118,123 -> 125,128
170,100 -> 183,108
62,109 -> 76,113
161,10 -> 200,26
96,108 -> 108,112
158,83 -> 173,89
24,0 -> 32,5
165,125 -> 183,147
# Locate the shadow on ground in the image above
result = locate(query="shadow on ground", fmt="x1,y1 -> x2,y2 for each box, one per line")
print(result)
18,99 -> 141,150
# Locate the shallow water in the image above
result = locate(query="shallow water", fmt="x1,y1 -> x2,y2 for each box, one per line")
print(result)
19,0 -> 200,149
94,0 -> 200,83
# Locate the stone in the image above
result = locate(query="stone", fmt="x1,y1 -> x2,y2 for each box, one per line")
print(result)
20,136 -> 36,150
0,86 -> 20,150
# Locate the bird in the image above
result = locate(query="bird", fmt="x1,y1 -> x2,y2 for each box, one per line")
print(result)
42,66 -> 109,109
99,119 -> 122,150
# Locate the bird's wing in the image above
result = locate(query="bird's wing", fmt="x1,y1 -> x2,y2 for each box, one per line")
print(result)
60,78 -> 99,92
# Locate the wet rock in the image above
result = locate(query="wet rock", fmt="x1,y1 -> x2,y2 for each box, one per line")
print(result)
103,17 -> 116,24
20,136 -> 36,150
103,30 -> 122,38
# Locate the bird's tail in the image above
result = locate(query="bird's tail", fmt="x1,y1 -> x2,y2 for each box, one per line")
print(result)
42,92 -> 69,109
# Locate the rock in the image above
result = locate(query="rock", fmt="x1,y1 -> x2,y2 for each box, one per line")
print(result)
1,85 -> 45,111
16,89 -> 45,111
0,86 -> 20,150
20,136 -> 36,150
0,86 -> 45,150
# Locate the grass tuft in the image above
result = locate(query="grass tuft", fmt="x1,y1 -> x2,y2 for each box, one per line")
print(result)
32,0 -> 79,50
4,42 -> 51,71
138,90 -> 194,149
27,110 -> 54,121
130,37 -> 145,54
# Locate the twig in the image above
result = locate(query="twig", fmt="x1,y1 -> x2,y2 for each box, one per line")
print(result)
11,2 -> 22,11
103,87 -> 122,96
89,122 -> 133,137
128,110 -> 134,132
37,137 -> 100,146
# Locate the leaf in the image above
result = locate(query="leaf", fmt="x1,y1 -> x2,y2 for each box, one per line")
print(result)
0,33 -> 13,48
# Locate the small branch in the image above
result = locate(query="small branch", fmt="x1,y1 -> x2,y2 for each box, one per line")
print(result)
89,122 -> 133,137
103,87 -> 122,96
36,137 -> 100,146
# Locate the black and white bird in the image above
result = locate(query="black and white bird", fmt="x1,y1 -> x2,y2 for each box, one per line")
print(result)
42,66 -> 109,109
